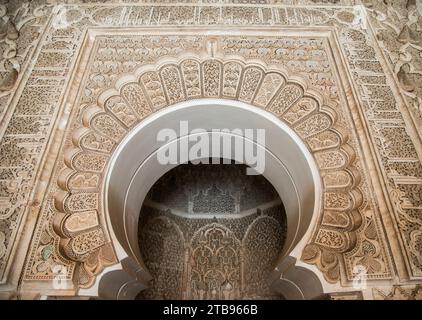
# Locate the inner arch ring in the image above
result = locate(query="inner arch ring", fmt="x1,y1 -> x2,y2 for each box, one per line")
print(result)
103,98 -> 322,269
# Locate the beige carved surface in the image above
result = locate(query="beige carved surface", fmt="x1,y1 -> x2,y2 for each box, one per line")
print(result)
372,284 -> 422,300
0,1 -> 419,298
366,0 -> 422,141
24,29 -> 393,289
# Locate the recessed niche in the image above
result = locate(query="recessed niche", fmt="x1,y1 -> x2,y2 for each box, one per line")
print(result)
137,161 -> 287,300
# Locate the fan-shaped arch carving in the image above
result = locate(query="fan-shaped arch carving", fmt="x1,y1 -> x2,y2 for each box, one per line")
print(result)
52,54 -> 363,287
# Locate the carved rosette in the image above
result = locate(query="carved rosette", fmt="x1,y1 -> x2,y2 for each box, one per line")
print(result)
53,54 -> 363,286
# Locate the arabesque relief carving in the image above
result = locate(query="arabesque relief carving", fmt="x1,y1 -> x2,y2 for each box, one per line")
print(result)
138,162 -> 287,300
0,2 -> 420,297
372,284 -> 422,300
51,50 -> 385,287
366,0 -> 422,139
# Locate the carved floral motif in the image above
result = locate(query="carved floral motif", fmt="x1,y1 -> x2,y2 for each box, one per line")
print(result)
51,50 -> 382,286
0,2 -> 418,294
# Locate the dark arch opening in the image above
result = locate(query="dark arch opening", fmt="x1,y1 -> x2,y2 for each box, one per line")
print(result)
136,161 -> 288,300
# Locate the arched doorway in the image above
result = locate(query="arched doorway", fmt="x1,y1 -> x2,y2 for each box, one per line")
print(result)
85,99 -> 324,299
104,99 -> 320,262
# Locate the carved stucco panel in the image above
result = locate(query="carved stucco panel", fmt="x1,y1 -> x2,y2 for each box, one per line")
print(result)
22,29 -> 393,289
0,3 -> 419,293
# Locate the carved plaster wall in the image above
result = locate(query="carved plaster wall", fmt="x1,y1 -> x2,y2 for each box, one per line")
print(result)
137,163 -> 287,300
0,0 -> 420,299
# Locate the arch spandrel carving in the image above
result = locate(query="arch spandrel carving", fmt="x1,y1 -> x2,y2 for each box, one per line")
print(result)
52,54 -> 366,287
1,1 -> 419,296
